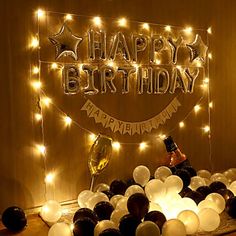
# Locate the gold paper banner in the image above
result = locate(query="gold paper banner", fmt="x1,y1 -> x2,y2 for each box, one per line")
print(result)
81,98 -> 181,135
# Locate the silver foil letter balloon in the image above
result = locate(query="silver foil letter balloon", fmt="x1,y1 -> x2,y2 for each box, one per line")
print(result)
62,64 -> 80,94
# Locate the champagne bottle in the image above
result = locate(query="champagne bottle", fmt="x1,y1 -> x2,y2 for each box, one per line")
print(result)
163,136 -> 187,167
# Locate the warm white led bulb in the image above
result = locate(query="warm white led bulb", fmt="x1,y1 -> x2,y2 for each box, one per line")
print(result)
64,116 -> 72,126
165,25 -> 171,32
45,173 -> 55,184
37,144 -> 46,155
203,125 -> 210,133
89,133 -> 97,142
196,61 -> 202,67
176,65 -> 182,70
31,81 -> 42,90
31,37 -> 39,48
204,77 -> 209,84
208,53 -> 213,59
184,26 -> 193,34
158,134 -> 166,140
155,59 -> 161,65
118,18 -> 127,27
207,27 -> 212,34
42,97 -> 51,107
194,104 -> 201,113
65,14 -> 73,21
93,16 -> 102,26
209,101 -> 213,108
51,63 -> 58,70
179,121 -> 185,128
32,66 -> 39,74
112,141 -> 121,151
142,23 -> 149,30
107,60 -> 115,67
35,113 -> 42,121
36,9 -> 45,18
139,142 -> 147,151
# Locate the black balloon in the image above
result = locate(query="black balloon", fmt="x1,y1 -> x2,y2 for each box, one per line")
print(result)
127,193 -> 149,219
185,191 -> 204,204
217,189 -> 234,201
196,186 -> 212,198
119,214 -> 141,236
179,187 -> 192,198
102,190 -> 114,199
99,228 -> 122,236
226,197 -> 236,218
2,206 -> 27,231
174,169 -> 191,188
94,201 -> 114,221
110,180 -> 127,195
144,211 -> 166,232
183,166 -> 197,177
125,178 -> 136,187
210,181 -> 227,192
73,217 -> 96,236
73,208 -> 98,224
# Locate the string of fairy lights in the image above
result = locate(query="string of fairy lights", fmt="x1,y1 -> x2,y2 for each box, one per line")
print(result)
29,9 -> 213,195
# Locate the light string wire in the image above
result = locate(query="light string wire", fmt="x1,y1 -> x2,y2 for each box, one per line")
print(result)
44,9 -> 207,32
36,14 -> 51,201
206,32 -> 213,172
38,87 -> 207,145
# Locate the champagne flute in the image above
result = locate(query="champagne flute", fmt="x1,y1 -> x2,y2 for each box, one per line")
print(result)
88,134 -> 112,191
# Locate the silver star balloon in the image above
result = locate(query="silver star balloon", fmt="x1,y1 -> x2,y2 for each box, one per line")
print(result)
49,24 -> 83,60
186,34 -> 208,62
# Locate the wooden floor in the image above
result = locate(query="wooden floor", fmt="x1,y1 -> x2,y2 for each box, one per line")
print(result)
0,215 -> 48,236
1,215 -> 236,236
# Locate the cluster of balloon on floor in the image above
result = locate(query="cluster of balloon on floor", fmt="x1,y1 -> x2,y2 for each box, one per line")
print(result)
44,166 -> 236,236
2,166 -> 236,236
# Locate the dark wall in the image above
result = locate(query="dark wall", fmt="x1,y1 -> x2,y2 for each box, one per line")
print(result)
0,0 -> 236,212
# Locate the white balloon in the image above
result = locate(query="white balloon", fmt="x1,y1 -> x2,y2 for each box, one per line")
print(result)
224,169 -> 236,183
87,192 -> 109,210
197,170 -> 211,179
198,208 -> 220,232
48,223 -> 72,236
41,200 -> 62,223
154,166 -> 172,181
125,185 -> 144,198
177,210 -> 199,235
116,197 -> 128,211
133,165 -> 150,187
198,199 -> 218,212
77,190 -> 94,208
110,195 -> 123,208
162,219 -> 186,236
180,197 -> 198,213
149,202 -> 162,213
229,180 -> 236,195
190,176 -> 206,190
206,193 -> 225,214
94,183 -> 110,192
145,179 -> 166,204
135,221 -> 161,236
94,220 -> 117,236
110,209 -> 128,226
210,173 -> 229,186
165,175 -> 183,194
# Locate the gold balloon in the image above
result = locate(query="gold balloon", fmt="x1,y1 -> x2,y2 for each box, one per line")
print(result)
88,134 -> 112,177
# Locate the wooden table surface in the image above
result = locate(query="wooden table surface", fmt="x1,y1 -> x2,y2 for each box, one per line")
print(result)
1,214 -> 236,236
